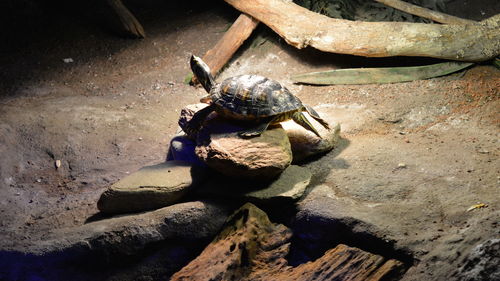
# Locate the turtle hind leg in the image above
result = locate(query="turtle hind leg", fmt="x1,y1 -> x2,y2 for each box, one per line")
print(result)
238,122 -> 271,138
292,112 -> 322,138
303,104 -> 330,129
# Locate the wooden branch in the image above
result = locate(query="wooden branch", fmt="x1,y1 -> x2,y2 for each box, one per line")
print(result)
374,0 -> 475,25
224,0 -> 500,62
202,14 -> 259,77
107,0 -> 145,38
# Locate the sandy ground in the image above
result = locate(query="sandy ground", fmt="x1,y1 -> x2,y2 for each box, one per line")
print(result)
0,0 -> 498,280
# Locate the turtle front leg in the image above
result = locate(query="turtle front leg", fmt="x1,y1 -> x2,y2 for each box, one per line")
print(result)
182,105 -> 215,135
292,112 -> 321,138
303,104 -> 330,129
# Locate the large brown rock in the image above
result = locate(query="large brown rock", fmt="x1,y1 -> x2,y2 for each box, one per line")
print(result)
195,121 -> 292,180
171,203 -> 405,281
97,161 -> 207,214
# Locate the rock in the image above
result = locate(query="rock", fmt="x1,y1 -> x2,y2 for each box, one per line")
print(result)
179,103 -> 292,180
245,165 -> 311,201
167,134 -> 205,166
453,238 -> 500,281
171,203 -> 405,281
1,201 -> 230,281
291,185 -> 412,265
97,161 -> 207,214
195,165 -> 311,204
195,120 -> 292,180
281,107 -> 341,163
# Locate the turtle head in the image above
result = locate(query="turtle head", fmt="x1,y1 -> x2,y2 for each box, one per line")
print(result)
190,55 -> 215,93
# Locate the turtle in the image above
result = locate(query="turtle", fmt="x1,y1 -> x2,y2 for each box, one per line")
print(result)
185,55 -> 330,138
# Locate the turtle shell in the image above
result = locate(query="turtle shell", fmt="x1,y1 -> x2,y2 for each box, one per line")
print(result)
210,74 -> 302,120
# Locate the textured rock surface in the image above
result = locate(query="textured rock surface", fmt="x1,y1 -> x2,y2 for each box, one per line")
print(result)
167,134 -> 205,166
97,161 -> 207,214
292,185 -> 413,266
282,107 -> 341,162
195,165 -> 312,204
171,203 -> 405,281
1,201 -> 230,281
453,238 -> 500,281
195,121 -> 292,180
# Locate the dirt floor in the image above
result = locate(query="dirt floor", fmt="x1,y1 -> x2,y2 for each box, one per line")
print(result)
0,0 -> 499,280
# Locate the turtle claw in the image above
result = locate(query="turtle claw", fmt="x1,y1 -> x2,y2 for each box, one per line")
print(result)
238,122 -> 271,138
238,131 -> 260,138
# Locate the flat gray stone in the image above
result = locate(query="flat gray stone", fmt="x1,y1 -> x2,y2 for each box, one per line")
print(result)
195,165 -> 312,203
245,165 -> 312,202
97,161 -> 207,214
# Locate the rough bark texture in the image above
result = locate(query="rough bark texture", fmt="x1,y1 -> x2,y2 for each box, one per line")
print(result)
224,0 -> 500,61
171,203 -> 405,281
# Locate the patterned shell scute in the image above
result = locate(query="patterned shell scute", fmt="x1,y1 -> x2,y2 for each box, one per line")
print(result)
212,75 -> 302,118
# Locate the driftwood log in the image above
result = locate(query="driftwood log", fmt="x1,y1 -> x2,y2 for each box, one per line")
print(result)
224,0 -> 500,62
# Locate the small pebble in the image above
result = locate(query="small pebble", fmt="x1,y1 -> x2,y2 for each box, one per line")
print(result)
55,159 -> 61,169
397,163 -> 407,169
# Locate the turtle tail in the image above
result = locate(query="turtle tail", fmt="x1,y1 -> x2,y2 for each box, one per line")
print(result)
190,55 -> 215,93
